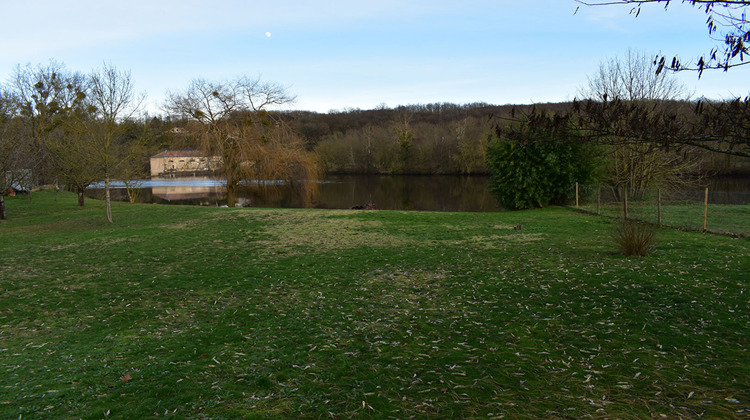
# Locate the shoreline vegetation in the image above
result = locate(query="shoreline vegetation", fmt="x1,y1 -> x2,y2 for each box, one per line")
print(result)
1,191 -> 748,418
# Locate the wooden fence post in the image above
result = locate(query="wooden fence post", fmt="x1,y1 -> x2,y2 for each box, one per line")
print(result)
703,187 -> 709,232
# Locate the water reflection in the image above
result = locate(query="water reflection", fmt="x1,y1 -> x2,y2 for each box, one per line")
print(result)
316,175 -> 499,211
89,175 -> 502,212
88,174 -> 750,211
150,177 -> 224,202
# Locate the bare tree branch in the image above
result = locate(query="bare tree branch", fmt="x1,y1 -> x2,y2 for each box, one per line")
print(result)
575,0 -> 750,75
87,63 -> 145,222
164,76 -> 318,207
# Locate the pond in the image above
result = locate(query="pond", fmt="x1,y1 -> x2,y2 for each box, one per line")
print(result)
87,174 -> 750,212
87,174 -> 503,212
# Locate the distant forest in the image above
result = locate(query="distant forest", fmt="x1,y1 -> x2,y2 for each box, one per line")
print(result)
155,102 -> 577,176
153,100 -> 745,177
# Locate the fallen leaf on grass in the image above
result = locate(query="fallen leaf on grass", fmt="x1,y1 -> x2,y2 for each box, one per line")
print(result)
120,373 -> 132,383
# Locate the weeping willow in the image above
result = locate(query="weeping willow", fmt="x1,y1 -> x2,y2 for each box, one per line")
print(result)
185,112 -> 321,207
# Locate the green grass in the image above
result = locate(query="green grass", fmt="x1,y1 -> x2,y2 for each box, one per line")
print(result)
1,191 -> 749,419
577,201 -> 750,236
572,186 -> 750,236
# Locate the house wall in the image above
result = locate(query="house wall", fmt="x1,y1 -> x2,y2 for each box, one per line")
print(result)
149,153 -> 222,177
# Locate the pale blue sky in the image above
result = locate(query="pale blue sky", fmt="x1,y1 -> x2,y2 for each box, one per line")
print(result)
1,0 -> 747,113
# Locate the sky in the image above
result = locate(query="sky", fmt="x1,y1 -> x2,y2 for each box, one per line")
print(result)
1,0 -> 747,114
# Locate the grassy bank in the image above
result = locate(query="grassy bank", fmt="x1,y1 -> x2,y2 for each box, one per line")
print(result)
1,191 -> 748,419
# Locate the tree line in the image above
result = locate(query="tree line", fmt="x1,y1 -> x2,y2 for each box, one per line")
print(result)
486,49 -> 750,209
2,48 -> 748,219
0,62 -> 328,219
285,102 -> 573,175
0,61 -> 144,222
0,65 -> 573,217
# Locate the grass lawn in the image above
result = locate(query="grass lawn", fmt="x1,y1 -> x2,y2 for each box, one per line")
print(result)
1,191 -> 748,419
578,201 -> 750,237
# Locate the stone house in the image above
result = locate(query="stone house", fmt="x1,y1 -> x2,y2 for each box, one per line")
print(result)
149,150 -> 222,177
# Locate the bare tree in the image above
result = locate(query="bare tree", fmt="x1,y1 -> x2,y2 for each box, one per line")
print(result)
165,78 -> 243,204
4,62 -> 119,214
35,71 -> 98,207
237,76 -> 296,112
579,50 -> 688,102
86,63 -> 145,222
453,117 -> 490,174
165,76 -> 319,207
0,89 -> 30,219
575,0 -> 750,75
11,61 -> 68,143
576,51 -> 702,197
7,61 -> 81,190
393,111 -> 414,172
49,103 -> 100,207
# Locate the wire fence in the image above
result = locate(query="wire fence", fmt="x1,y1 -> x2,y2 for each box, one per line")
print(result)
566,183 -> 750,237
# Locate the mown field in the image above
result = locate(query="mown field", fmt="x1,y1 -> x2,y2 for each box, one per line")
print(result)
577,201 -> 750,237
1,191 -> 748,419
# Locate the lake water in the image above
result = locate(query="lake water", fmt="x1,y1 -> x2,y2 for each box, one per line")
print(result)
89,175 -> 503,212
88,174 -> 750,212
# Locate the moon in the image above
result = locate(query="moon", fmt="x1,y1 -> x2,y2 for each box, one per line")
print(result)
265,32 -> 271,38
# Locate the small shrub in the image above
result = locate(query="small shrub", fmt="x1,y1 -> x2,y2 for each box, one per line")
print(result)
614,219 -> 656,256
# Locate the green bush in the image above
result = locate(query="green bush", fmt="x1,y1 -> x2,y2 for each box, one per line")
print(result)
486,137 -> 596,210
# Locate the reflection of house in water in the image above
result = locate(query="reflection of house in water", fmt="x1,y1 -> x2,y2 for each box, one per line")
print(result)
150,177 -> 225,202
150,150 -> 222,177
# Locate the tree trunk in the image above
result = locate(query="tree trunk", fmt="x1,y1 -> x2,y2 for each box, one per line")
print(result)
77,189 -> 85,207
0,194 -> 5,220
226,177 -> 238,207
105,177 -> 113,223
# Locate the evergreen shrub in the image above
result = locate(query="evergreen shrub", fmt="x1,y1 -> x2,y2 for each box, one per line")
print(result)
486,136 -> 596,210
